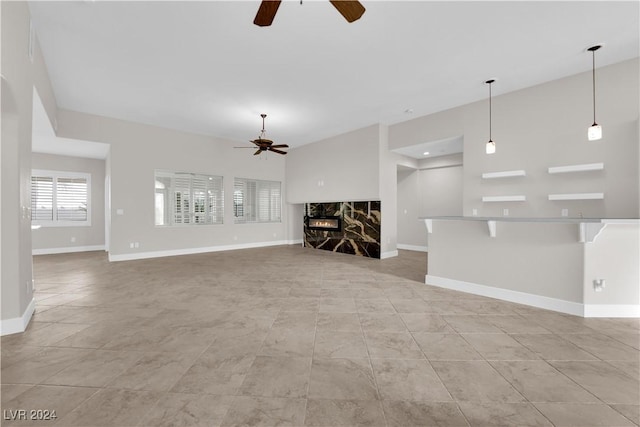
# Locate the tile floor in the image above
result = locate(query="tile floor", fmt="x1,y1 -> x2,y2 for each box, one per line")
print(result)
1,246 -> 638,426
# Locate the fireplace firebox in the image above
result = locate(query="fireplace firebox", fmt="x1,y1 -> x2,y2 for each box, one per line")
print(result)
306,217 -> 342,231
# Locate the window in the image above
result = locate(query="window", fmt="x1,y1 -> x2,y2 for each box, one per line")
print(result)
155,171 -> 223,226
234,178 -> 281,223
31,170 -> 91,226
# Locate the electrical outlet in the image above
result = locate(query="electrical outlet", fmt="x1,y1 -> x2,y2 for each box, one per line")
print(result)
129,242 -> 134,249
472,209 -> 478,216
593,279 -> 606,292
134,242 -> 139,248
503,208 -> 509,216
71,237 -> 76,243
561,209 -> 568,217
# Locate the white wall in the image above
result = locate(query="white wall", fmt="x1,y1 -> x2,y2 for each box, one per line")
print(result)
31,153 -> 106,253
1,2 -> 58,334
56,109 -> 292,261
583,223 -> 640,307
286,124 -> 380,204
397,168 -> 424,249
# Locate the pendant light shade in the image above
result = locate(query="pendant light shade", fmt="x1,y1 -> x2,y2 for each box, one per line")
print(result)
587,45 -> 602,141
485,79 -> 496,154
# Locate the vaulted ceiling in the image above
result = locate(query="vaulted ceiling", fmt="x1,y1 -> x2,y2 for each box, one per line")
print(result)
29,1 -> 639,150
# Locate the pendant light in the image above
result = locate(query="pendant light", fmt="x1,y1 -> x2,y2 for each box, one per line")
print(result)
587,45 -> 602,141
485,79 -> 496,154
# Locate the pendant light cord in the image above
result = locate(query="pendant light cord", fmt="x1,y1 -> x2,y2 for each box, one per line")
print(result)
592,49 -> 597,125
488,81 -> 493,141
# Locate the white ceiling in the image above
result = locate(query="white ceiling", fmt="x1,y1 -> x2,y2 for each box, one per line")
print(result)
29,1 -> 639,152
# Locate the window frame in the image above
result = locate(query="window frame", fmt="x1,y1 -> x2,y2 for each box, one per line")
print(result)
31,169 -> 92,227
154,170 -> 224,227
233,177 -> 282,224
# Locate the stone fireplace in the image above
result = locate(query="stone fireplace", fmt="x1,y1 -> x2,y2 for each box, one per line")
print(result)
304,201 -> 381,258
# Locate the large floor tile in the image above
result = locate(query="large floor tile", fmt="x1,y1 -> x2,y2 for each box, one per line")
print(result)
512,333 -> 598,360
239,356 -> 310,398
54,388 -> 162,426
534,403 -> 636,426
381,401 -> 469,427
308,358 -> 378,400
413,333 -> 483,361
314,330 -> 368,359
42,349 -> 142,387
107,352 -> 200,391
304,399 -> 386,426
364,331 -> 423,359
442,315 -> 503,333
2,385 -> 98,427
370,358 -> 452,401
560,333 -> 639,361
431,361 -> 525,402
550,361 -> 640,404
170,352 -> 255,395
490,360 -> 598,403
139,393 -> 235,427
259,328 -> 315,357
359,313 -> 408,333
462,333 -> 540,360
220,396 -> 306,427
458,402 -> 552,426
399,314 -> 454,333
316,312 -> 361,332
1,347 -> 93,385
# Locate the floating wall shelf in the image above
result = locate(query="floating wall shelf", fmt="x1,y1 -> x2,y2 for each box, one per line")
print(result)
548,163 -> 604,174
548,193 -> 604,201
482,170 -> 526,179
482,195 -> 527,202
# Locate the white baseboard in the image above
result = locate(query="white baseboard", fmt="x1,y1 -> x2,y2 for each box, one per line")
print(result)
583,304 -> 640,318
109,240 -> 301,262
0,298 -> 35,336
425,275 -> 584,317
33,245 -> 105,255
381,250 -> 399,259
397,244 -> 428,252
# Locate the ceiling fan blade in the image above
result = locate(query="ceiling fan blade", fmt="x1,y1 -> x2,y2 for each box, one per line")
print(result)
329,0 -> 365,23
254,0 -> 281,27
269,148 -> 287,155
270,144 -> 289,148
254,149 -> 263,156
235,146 -> 256,148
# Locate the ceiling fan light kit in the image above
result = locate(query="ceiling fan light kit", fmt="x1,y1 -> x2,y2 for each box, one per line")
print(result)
254,0 -> 365,27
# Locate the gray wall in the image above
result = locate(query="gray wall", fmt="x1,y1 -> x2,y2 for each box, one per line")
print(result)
1,2 -> 58,329
428,220 -> 586,303
31,153 -> 106,252
391,59 -> 639,311
286,124 -> 380,204
390,59 -> 640,219
56,109 -> 292,260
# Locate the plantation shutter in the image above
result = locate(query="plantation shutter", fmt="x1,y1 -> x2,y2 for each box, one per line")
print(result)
173,174 -> 191,224
56,177 -> 88,221
234,178 -> 281,223
31,176 -> 54,221
207,176 -> 224,224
